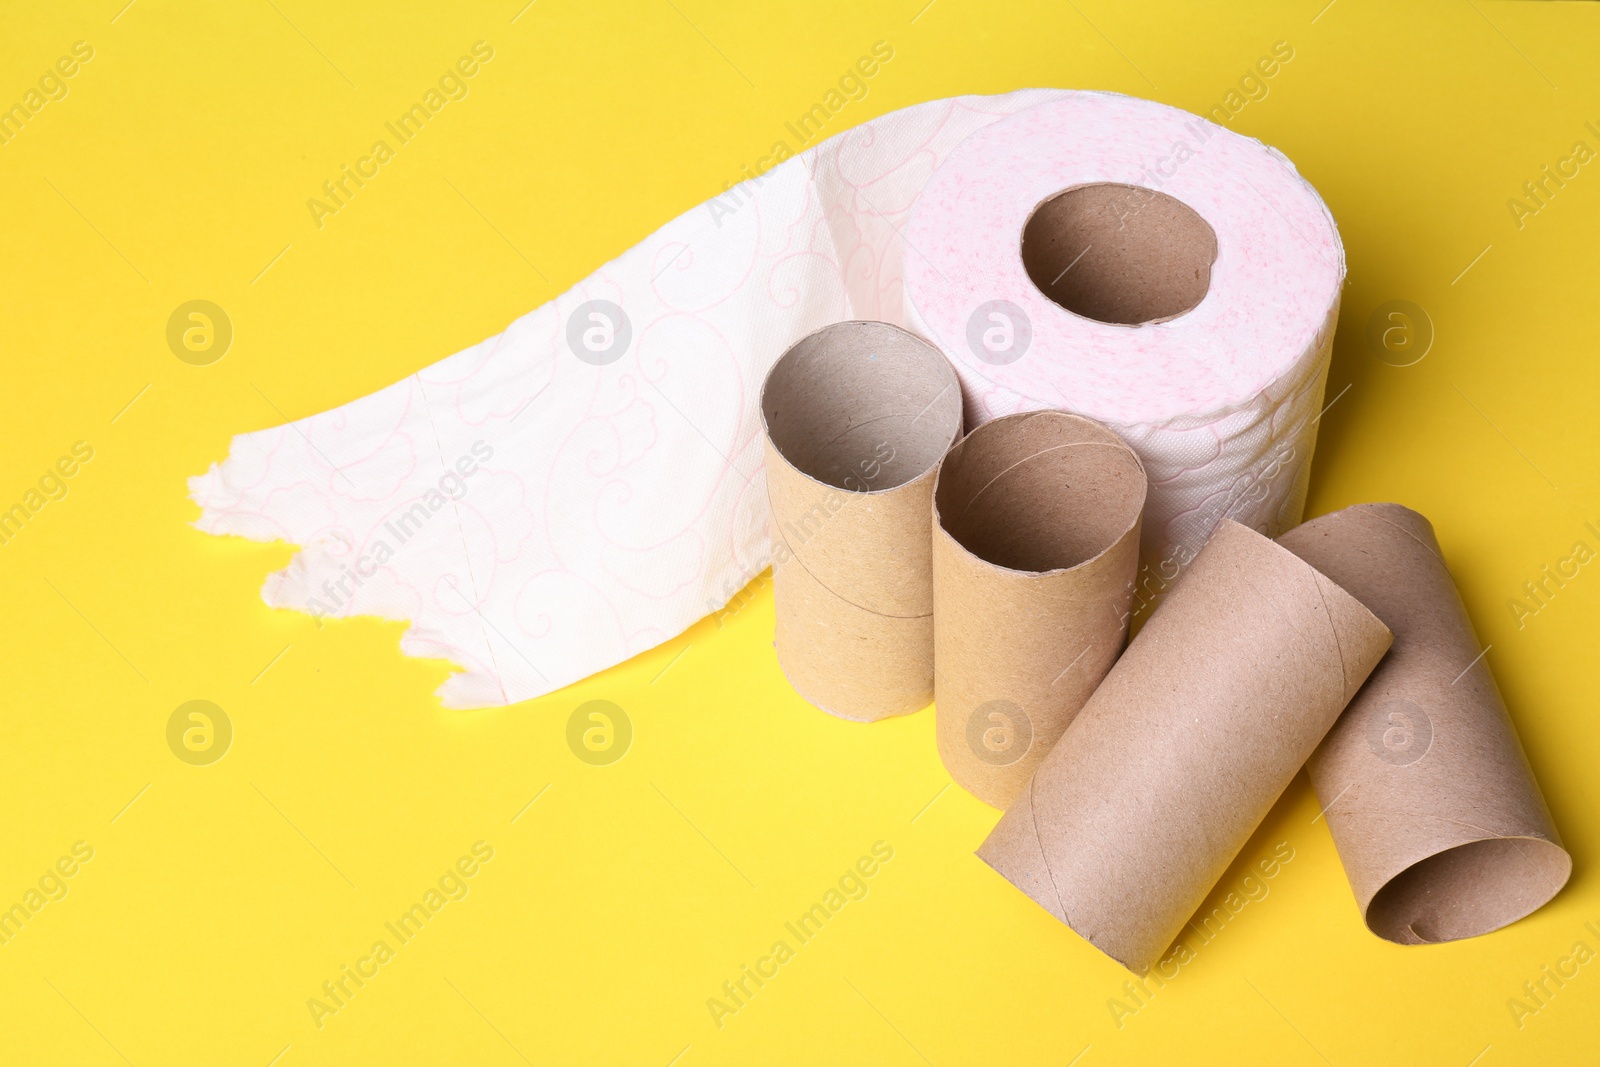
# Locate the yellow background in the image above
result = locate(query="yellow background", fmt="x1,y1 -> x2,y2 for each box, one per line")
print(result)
3,1 -> 1598,1063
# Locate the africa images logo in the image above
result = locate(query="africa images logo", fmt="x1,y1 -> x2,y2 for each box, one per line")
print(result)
705,842 -> 895,1029
965,700 -> 1032,766
305,842 -> 496,1029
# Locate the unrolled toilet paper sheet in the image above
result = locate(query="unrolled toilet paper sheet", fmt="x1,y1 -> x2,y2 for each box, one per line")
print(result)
190,90 -> 1059,707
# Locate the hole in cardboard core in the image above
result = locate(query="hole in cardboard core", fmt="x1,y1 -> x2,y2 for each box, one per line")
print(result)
935,411 -> 1145,573
761,321 -> 963,493
1021,183 -> 1218,326
1365,836 -> 1572,944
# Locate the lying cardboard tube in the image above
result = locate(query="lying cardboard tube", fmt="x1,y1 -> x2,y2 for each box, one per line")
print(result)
931,411 -> 1145,808
761,320 -> 963,721
1278,503 -> 1571,944
977,519 -> 1392,972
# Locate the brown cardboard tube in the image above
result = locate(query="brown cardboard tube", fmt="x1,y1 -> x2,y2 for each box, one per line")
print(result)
977,520 -> 1392,972
931,411 -> 1145,808
761,320 -> 963,721
1278,503 -> 1571,944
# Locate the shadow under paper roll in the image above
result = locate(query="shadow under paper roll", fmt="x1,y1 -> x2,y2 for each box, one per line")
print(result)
761,320 -> 963,721
1278,503 -> 1571,944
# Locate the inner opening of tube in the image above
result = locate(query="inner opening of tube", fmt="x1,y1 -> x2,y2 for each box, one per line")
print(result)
936,415 -> 1145,573
761,322 -> 963,493
1021,183 -> 1218,326
1365,837 -> 1572,944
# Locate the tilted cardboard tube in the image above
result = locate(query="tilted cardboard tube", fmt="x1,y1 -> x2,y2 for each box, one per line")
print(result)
978,520 -> 1392,972
931,411 -> 1145,808
761,320 -> 963,721
1278,503 -> 1571,944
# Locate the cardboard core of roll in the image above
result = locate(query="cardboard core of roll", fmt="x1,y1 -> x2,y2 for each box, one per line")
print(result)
1278,503 -> 1571,945
761,320 -> 963,721
936,416 -> 1145,574
976,520 -> 1393,972
763,323 -> 961,492
1021,183 -> 1218,326
1365,837 -> 1572,944
932,411 -> 1145,808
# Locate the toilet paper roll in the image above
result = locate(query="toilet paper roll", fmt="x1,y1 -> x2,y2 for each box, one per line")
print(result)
905,91 -> 1344,590
978,520 -> 1391,973
761,321 -> 962,720
190,89 -> 1343,709
931,411 -> 1144,808
1278,503 -> 1571,944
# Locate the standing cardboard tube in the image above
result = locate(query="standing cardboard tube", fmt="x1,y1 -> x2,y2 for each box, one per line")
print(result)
1278,503 -> 1571,944
761,320 -> 963,721
978,520 -> 1393,972
931,411 -> 1145,808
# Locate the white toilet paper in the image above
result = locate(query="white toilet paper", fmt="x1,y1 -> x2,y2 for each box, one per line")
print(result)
904,91 -> 1344,595
191,89 -> 1343,708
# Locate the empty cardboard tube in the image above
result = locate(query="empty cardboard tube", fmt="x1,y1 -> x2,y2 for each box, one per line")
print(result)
977,519 -> 1393,973
931,411 -> 1145,808
761,320 -> 963,721
1278,503 -> 1571,944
